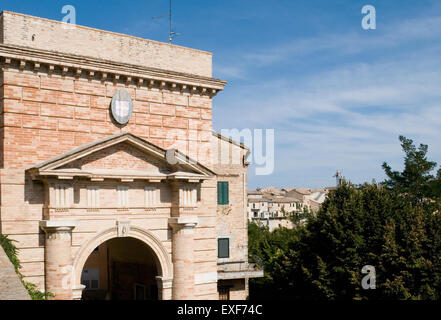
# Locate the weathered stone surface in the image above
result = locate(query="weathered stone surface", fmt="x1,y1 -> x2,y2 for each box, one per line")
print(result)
0,245 -> 30,300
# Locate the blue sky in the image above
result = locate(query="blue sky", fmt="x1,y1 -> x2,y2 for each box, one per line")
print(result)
3,0 -> 441,189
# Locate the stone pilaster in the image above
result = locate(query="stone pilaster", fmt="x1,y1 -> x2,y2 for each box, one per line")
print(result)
40,220 -> 78,300
156,276 -> 173,300
168,216 -> 198,300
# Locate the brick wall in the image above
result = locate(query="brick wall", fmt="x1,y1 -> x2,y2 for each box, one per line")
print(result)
0,69 -> 213,169
0,11 -> 212,77
0,60 -> 214,292
0,11 -> 227,299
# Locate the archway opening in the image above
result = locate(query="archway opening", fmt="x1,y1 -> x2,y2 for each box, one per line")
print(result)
80,237 -> 159,300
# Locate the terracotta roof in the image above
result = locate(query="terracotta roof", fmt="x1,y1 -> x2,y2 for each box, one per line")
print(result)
294,188 -> 313,195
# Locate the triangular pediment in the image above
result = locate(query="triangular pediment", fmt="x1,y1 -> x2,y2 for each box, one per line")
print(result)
28,133 -> 215,181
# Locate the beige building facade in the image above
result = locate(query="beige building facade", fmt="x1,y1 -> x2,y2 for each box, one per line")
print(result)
0,11 -> 261,300
247,187 -> 332,231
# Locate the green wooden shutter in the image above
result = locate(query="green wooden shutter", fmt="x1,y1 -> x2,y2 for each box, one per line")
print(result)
218,238 -> 230,258
223,182 -> 229,204
217,182 -> 223,204
217,181 -> 229,205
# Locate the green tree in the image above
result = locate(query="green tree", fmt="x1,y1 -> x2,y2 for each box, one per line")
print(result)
248,136 -> 441,300
382,135 -> 440,202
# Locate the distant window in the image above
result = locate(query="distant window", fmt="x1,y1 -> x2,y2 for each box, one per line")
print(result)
260,212 -> 264,218
218,238 -> 230,258
253,203 -> 256,209
217,182 -> 229,205
254,212 -> 258,218
81,269 -> 99,290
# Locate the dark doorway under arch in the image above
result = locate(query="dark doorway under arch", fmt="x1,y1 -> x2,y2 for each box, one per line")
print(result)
81,237 -> 159,300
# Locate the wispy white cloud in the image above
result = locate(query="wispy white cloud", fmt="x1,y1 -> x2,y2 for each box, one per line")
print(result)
214,12 -> 441,189
214,14 -> 441,79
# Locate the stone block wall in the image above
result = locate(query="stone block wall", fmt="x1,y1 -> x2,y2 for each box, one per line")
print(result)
0,11 -> 213,77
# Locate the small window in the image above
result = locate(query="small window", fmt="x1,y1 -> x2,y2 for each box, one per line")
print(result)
218,238 -> 230,259
217,182 -> 229,205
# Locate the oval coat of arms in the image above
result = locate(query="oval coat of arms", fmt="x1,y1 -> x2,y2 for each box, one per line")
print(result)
111,89 -> 133,125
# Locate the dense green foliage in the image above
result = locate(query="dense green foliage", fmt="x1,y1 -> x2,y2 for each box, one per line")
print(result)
249,136 -> 441,300
0,234 -> 22,273
0,234 -> 54,300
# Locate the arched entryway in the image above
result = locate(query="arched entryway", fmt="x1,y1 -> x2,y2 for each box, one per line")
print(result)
81,237 -> 158,300
72,226 -> 173,300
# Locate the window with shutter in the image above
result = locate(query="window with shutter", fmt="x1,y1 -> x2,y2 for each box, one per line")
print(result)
223,182 -> 229,204
217,182 -> 223,204
218,238 -> 230,258
217,181 -> 229,205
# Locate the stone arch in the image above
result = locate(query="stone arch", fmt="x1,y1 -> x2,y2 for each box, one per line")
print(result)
72,226 -> 173,299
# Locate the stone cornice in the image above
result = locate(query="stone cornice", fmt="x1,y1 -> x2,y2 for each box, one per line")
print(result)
0,43 -> 227,96
39,219 -> 79,233
31,169 -> 210,183
28,132 -> 216,178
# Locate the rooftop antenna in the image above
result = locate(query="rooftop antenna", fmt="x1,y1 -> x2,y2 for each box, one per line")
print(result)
152,0 -> 180,44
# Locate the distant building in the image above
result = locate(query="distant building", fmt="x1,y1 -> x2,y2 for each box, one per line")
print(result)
247,187 -> 333,231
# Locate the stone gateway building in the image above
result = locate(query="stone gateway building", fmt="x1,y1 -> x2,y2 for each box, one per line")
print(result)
0,11 -> 262,300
